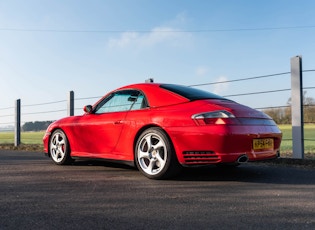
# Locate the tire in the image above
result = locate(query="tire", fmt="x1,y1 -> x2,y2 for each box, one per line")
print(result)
49,129 -> 72,165
135,127 -> 181,179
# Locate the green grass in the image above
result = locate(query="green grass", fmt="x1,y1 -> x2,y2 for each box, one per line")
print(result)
0,131 -> 45,145
278,124 -> 294,153
278,124 -> 315,155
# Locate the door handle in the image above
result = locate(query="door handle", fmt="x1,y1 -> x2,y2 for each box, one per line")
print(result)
114,120 -> 123,125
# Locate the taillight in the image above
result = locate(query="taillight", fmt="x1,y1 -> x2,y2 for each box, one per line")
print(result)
192,110 -> 239,125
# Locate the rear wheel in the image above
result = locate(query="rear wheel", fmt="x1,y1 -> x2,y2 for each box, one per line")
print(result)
135,127 -> 181,179
49,129 -> 72,165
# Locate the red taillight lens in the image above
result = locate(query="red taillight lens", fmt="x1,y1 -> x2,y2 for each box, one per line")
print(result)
192,110 -> 238,125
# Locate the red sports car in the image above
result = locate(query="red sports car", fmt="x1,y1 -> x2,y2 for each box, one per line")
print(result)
43,83 -> 282,179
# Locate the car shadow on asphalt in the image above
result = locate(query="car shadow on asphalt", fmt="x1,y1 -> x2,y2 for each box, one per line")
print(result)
70,159 -> 315,185
71,159 -> 136,170
174,163 -> 315,185
2,151 -> 313,185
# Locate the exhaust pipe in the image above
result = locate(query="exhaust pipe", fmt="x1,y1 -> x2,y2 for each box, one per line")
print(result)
237,155 -> 249,163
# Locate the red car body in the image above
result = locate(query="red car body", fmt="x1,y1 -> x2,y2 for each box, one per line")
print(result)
43,83 -> 282,179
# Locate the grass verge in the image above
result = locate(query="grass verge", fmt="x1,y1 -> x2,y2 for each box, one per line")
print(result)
0,144 -> 43,152
0,131 -> 44,152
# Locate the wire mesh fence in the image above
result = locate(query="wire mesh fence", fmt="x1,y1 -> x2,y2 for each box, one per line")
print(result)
1,65 -> 315,157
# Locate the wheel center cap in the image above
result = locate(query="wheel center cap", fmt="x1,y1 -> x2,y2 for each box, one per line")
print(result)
149,147 -> 157,158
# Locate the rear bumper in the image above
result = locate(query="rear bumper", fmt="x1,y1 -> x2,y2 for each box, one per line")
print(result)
180,149 -> 280,166
166,125 -> 282,166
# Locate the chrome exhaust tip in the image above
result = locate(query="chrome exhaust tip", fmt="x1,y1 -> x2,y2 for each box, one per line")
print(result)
237,155 -> 249,163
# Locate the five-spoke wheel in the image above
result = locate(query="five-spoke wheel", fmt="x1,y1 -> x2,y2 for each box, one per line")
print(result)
135,127 -> 180,179
49,129 -> 72,165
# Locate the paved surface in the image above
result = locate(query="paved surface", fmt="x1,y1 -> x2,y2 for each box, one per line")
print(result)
0,150 -> 314,230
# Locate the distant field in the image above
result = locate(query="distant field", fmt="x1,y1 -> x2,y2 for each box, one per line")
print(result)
0,131 -> 45,145
279,124 -> 315,157
0,125 -> 315,157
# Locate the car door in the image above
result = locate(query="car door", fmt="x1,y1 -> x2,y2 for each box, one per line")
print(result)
70,90 -> 141,158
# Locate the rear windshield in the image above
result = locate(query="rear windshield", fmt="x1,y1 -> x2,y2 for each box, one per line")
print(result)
160,84 -> 227,101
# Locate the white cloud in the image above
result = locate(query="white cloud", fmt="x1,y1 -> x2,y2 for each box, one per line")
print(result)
107,26 -> 189,49
213,76 -> 229,95
107,31 -> 139,48
107,12 -> 192,50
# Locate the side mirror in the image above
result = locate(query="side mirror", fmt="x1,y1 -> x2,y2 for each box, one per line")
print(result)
83,105 -> 93,114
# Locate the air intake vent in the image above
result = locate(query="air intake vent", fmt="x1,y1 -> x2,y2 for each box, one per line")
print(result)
183,151 -> 219,164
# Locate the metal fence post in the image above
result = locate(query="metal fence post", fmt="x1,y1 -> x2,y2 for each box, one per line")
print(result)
290,56 -> 304,159
14,99 -> 21,147
68,91 -> 74,116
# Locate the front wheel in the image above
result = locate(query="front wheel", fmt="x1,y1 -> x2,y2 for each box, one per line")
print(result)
49,129 -> 72,165
135,127 -> 181,179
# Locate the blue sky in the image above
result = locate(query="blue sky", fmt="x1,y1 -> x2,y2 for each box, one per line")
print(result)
1,0 -> 315,124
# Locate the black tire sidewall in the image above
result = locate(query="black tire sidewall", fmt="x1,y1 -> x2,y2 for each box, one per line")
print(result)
135,127 -> 174,179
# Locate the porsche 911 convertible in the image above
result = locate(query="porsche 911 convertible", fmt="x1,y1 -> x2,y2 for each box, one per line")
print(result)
43,83 -> 282,179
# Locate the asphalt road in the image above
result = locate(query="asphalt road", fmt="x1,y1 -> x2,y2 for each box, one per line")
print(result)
0,150 -> 314,230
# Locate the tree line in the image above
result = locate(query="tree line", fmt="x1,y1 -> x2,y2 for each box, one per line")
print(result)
22,121 -> 54,132
263,92 -> 315,124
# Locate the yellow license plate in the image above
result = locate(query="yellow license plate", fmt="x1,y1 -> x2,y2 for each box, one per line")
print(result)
253,138 -> 274,150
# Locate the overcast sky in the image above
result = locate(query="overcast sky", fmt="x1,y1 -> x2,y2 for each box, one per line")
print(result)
1,0 -> 315,125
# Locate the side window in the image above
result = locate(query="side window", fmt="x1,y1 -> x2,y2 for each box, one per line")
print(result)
94,90 -> 148,114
